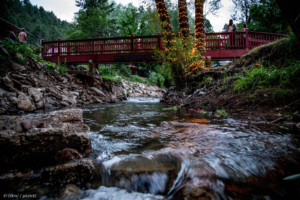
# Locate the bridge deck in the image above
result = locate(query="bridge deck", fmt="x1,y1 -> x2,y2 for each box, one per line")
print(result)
41,31 -> 285,64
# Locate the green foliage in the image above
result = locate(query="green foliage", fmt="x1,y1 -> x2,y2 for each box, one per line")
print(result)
56,58 -> 68,75
148,72 -> 165,88
155,64 -> 174,87
68,0 -> 117,39
248,0 -> 288,34
116,65 -> 132,77
98,66 -> 123,83
215,109 -> 230,117
2,40 -> 33,57
45,61 -> 56,72
234,61 -> 300,101
234,61 -> 300,91
157,36 -> 204,85
118,4 -> 146,36
99,66 -> 118,77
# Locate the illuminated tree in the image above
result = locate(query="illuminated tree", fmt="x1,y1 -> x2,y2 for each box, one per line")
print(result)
195,0 -> 205,54
154,0 -> 174,46
178,0 -> 190,38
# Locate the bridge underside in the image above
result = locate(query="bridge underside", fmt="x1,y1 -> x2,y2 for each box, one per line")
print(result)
205,49 -> 248,61
44,53 -> 158,65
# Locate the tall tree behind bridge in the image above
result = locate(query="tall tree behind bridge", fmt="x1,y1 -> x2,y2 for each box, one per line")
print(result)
68,0 -> 116,39
275,0 -> 300,40
231,0 -> 259,23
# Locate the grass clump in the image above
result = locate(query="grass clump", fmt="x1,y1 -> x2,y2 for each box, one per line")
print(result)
234,60 -> 300,101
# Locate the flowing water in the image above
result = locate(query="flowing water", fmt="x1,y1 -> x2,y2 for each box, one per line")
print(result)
81,97 -> 300,200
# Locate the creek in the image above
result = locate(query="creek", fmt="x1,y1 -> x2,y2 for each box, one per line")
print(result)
81,97 -> 300,200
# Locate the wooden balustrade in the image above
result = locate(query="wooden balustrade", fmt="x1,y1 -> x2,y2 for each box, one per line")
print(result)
41,31 -> 286,63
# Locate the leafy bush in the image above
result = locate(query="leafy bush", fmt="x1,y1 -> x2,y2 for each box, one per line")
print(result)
148,72 -> 165,88
117,64 -> 132,77
234,61 -> 300,92
99,66 -> 118,77
155,64 -> 174,87
56,58 -> 68,75
234,61 -> 300,101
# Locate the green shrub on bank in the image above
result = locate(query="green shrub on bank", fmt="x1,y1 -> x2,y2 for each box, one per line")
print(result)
148,72 -> 165,88
234,61 -> 300,92
234,60 -> 300,101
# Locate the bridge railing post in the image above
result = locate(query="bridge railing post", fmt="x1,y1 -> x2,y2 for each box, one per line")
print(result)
58,38 -> 61,58
41,39 -> 44,58
245,29 -> 249,50
131,34 -> 134,55
67,41 -> 70,56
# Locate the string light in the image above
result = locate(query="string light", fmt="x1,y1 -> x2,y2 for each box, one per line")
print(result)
178,0 -> 190,38
155,0 -> 208,81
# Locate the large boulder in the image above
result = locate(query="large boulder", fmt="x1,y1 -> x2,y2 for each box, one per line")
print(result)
0,108 -> 91,172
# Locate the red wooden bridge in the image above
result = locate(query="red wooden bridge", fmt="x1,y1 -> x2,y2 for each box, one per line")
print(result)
41,30 -> 285,64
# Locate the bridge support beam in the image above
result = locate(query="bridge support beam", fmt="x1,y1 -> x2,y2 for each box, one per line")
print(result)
88,60 -> 99,75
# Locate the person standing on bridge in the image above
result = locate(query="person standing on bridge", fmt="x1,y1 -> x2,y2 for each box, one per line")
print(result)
18,28 -> 27,45
226,19 -> 237,48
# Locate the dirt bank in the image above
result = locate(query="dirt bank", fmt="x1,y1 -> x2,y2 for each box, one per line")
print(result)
163,38 -> 300,126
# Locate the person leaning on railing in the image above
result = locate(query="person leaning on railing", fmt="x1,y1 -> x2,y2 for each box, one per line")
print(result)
18,28 -> 27,45
242,24 -> 248,48
226,19 -> 237,49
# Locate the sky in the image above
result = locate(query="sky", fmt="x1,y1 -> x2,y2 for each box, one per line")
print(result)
30,0 -> 234,32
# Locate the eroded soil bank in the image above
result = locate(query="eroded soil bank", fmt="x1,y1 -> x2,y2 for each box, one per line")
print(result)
163,38 -> 300,127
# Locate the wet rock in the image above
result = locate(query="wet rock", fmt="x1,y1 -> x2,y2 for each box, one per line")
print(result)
106,154 -> 181,194
42,159 -> 95,185
28,87 -> 44,102
0,88 -> 7,96
35,99 -> 45,109
2,75 -> 16,92
0,109 -> 91,171
17,92 -> 36,111
90,87 -> 108,99
58,184 -> 82,200
182,187 -> 217,200
8,96 -> 18,104
55,148 -> 83,164
11,61 -> 26,72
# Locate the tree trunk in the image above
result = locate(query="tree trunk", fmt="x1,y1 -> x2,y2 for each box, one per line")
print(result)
178,0 -> 190,37
154,0 -> 174,46
195,0 -> 206,54
275,0 -> 300,40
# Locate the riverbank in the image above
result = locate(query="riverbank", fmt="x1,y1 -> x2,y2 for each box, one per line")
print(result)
0,43 -> 165,115
163,37 -> 300,127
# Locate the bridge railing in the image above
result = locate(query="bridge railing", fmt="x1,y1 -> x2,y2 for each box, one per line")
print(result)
205,30 -> 286,50
41,35 -> 163,58
41,31 -> 286,62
